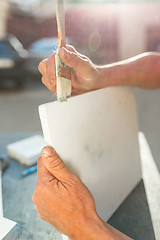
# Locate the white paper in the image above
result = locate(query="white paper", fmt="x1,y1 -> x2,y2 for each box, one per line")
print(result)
0,217 -> 16,239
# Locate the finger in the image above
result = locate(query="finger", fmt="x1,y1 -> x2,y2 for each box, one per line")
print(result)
65,45 -> 77,53
66,45 -> 88,60
41,146 -> 72,181
38,58 -> 47,76
39,59 -> 54,87
41,76 -> 56,93
37,156 -> 53,185
38,55 -> 56,85
59,47 -> 92,78
70,71 -> 84,93
46,54 -> 56,85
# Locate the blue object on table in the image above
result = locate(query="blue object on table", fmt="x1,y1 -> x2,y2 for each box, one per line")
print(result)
20,165 -> 37,177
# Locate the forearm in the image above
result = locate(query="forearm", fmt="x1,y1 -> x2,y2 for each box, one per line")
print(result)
70,214 -> 133,240
95,52 -> 160,90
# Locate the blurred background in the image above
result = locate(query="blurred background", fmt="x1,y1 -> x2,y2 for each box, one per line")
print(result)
0,0 -> 160,171
1,2 -> 160,239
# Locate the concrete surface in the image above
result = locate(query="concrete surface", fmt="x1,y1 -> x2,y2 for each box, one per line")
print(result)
134,88 -> 160,173
0,81 -> 55,132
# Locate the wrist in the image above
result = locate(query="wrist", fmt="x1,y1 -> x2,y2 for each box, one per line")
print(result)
92,65 -> 113,90
69,212 -> 119,240
95,63 -> 129,90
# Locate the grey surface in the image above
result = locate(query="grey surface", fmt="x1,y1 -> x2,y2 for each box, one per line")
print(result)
0,132 -> 156,240
134,88 -> 160,172
0,82 -> 55,132
108,181 -> 155,239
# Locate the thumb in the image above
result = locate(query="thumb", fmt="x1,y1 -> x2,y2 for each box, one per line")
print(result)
59,47 -> 92,78
41,146 -> 71,181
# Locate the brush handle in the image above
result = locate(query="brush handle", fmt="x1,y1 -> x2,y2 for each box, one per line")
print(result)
56,0 -> 66,48
55,0 -> 71,101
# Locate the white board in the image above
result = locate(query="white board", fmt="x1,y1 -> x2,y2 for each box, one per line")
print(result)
0,217 -> 16,240
39,87 -> 142,221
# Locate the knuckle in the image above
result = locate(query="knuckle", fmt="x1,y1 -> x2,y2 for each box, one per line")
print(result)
66,45 -> 76,52
48,53 -> 55,61
41,76 -> 46,85
38,59 -> 47,73
48,155 -> 64,171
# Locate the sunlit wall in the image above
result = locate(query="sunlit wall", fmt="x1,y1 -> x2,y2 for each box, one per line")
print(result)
5,0 -> 160,64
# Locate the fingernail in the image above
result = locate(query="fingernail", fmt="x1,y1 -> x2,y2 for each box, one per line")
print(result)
41,146 -> 55,157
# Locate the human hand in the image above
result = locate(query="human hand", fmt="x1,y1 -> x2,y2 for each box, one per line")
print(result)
38,45 -> 100,96
32,146 -> 132,240
32,146 -> 100,239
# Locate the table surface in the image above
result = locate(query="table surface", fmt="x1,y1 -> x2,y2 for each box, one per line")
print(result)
1,133 -> 157,240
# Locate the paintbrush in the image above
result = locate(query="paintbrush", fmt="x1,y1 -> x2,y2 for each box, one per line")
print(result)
56,0 -> 66,48
55,0 -> 71,102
